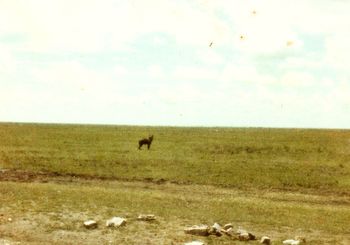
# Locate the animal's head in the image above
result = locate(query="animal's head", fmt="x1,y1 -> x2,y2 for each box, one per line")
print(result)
149,135 -> 154,141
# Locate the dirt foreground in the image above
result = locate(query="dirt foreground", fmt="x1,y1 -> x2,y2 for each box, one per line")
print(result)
1,169 -> 349,245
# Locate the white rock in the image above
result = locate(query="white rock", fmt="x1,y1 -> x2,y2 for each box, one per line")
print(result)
184,225 -> 210,236
237,228 -> 256,241
236,228 -> 247,235
260,236 -> 271,244
283,239 -> 300,245
248,232 -> 256,240
184,241 -> 205,245
222,227 -> 235,237
83,220 -> 98,229
238,232 -> 251,241
106,217 -> 127,227
223,223 -> 233,230
209,223 -> 222,236
137,214 -> 156,221
212,222 -> 221,231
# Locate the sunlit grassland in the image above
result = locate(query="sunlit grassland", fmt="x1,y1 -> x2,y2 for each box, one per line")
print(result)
0,122 -> 349,244
0,123 -> 349,192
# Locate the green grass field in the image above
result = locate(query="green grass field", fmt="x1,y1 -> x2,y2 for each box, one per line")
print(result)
0,122 -> 349,244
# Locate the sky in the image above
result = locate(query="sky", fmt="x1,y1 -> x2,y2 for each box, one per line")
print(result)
0,0 -> 350,128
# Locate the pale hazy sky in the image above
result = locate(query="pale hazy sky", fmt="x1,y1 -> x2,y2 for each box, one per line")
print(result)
1,0 -> 349,128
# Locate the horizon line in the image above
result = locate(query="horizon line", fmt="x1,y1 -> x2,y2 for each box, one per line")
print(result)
1,120 -> 349,131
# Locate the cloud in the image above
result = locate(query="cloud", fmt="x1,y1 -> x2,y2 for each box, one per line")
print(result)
1,0 -> 349,55
147,65 -> 164,78
279,72 -> 316,87
1,0 -> 350,127
0,0 -> 232,53
197,49 -> 224,65
324,34 -> 350,71
29,61 -> 133,107
0,1 -> 134,52
0,44 -> 17,74
280,56 -> 322,70
220,61 -> 277,86
114,65 -> 128,77
173,66 -> 219,81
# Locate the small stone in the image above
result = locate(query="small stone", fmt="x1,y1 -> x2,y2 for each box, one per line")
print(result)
106,217 -> 127,228
137,214 -> 156,221
238,232 -> 251,241
283,239 -> 301,245
248,232 -> 256,240
184,225 -> 210,236
221,227 -> 235,237
223,223 -> 233,230
184,241 -> 205,245
237,228 -> 256,241
260,236 -> 271,245
83,220 -> 98,229
236,228 -> 247,235
209,223 -> 222,236
212,223 -> 221,231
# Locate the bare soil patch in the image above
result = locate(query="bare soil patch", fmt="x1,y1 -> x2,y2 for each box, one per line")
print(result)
1,168 -> 349,244
0,169 -> 167,185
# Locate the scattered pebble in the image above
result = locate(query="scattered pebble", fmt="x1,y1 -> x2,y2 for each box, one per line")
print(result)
184,225 -> 210,236
283,236 -> 306,244
137,214 -> 156,221
184,241 -> 205,245
260,236 -> 271,244
209,223 -> 222,236
221,227 -> 235,237
106,217 -> 127,228
83,220 -> 98,229
223,223 -> 233,230
283,239 -> 300,245
236,228 -> 256,241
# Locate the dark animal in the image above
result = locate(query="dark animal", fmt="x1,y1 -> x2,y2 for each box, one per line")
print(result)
138,135 -> 154,150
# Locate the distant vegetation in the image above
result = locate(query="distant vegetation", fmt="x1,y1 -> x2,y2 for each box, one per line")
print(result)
0,123 -> 349,193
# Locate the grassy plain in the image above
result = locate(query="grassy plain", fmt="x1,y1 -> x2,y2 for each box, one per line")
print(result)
0,122 -> 349,244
